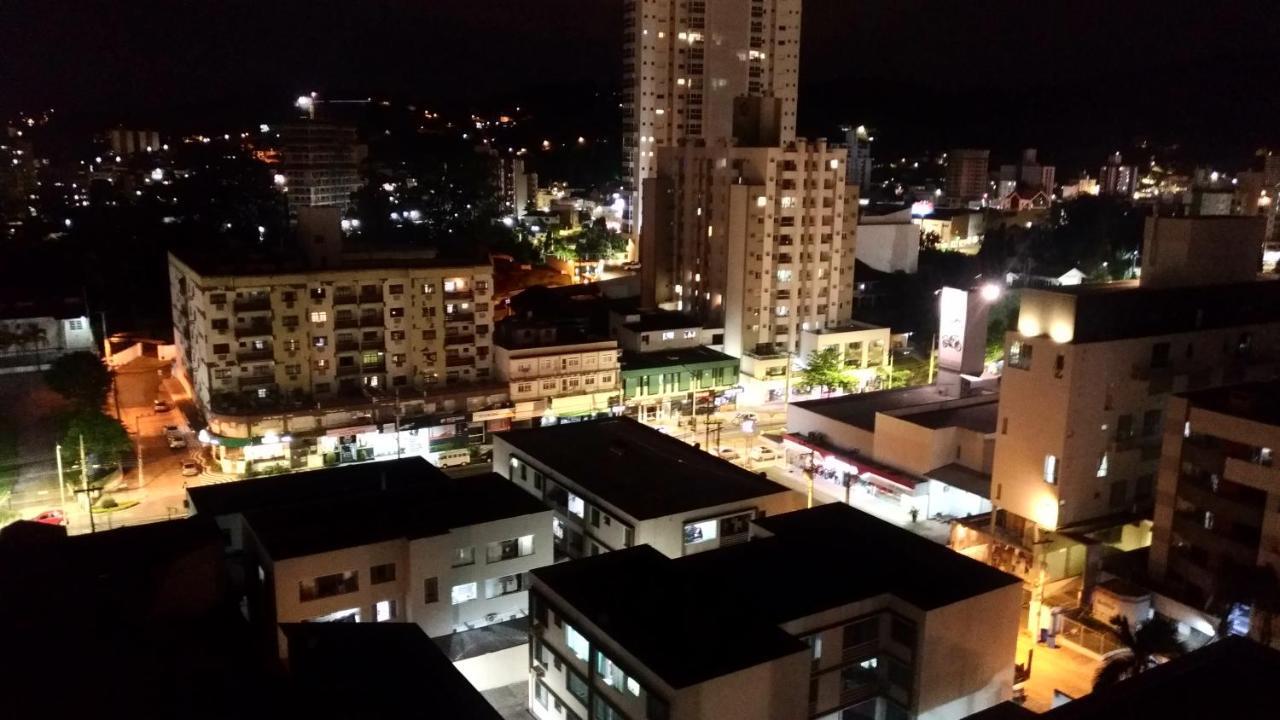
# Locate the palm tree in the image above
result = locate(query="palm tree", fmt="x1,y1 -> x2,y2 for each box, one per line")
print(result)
1092,615 -> 1187,690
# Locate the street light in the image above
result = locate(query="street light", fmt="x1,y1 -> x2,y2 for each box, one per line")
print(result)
980,283 -> 1002,303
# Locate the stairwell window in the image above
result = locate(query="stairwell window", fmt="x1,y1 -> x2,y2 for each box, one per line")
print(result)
1043,454 -> 1058,485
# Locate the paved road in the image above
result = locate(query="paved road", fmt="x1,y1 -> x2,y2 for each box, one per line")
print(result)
1016,630 -> 1099,711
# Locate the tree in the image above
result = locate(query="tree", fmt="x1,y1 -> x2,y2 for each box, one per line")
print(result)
1093,615 -> 1187,690
921,230 -> 942,250
798,347 -> 851,397
44,352 -> 113,410
59,410 -> 132,471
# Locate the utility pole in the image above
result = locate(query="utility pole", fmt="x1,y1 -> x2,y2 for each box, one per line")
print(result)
55,443 -> 66,509
79,433 -> 95,533
926,333 -> 937,384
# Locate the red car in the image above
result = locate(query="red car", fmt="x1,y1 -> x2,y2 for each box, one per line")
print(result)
33,509 -> 66,526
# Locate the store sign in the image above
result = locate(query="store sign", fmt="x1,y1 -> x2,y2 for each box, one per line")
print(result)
472,407 -> 515,422
325,424 -> 378,437
938,287 -> 969,371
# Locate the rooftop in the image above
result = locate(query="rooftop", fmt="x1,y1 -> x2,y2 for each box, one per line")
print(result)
535,504 -> 1019,689
1180,380 -> 1280,428
169,247 -> 489,279
1021,278 -> 1280,344
791,384 -> 973,431
621,311 -> 702,333
496,417 -> 790,520
283,623 -> 503,720
901,399 -> 1000,433
620,345 -> 739,372
187,457 -> 440,518
242,471 -> 548,560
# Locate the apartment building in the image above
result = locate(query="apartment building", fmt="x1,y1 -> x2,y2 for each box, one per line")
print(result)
945,149 -> 990,206
527,503 -> 1022,720
187,458 -> 552,658
493,417 -> 802,560
1148,382 -> 1280,617
277,121 -> 363,213
494,322 -> 622,425
622,0 -> 801,234
168,247 -> 502,471
642,134 -> 857,365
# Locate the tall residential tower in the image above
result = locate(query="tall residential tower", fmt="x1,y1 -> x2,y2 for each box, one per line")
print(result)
622,0 -> 801,236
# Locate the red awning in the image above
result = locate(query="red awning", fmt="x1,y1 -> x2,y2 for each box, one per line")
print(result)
782,433 -> 919,491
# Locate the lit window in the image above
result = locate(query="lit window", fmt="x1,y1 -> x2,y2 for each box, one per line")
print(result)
310,311 -> 327,323
683,519 -> 718,545
683,330 -> 697,339
567,493 -> 585,518
661,331 -> 675,340
565,624 -> 590,661
1097,454 -> 1109,478
451,582 -> 477,605
1043,454 -> 1058,485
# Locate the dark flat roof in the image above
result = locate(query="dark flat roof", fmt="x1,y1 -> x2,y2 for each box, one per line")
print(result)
496,418 -> 790,520
1027,278 -> 1280,344
170,248 -> 488,279
243,472 -> 547,560
927,463 -> 992,498
622,311 -> 701,333
284,623 -> 503,720
903,400 -> 999,432
620,345 -> 738,372
187,457 -> 444,518
536,504 -> 1019,688
533,545 -> 808,689
791,385 -> 970,431
1180,380 -> 1280,427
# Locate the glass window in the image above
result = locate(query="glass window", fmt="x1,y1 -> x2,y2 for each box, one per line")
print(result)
374,599 -> 396,622
370,563 -> 396,584
567,668 -> 589,704
683,519 -> 718,545
890,616 -> 917,647
596,651 -> 641,697
485,573 -> 525,599
310,310 -> 327,323
1043,454 -> 1058,485
299,571 -> 359,602
886,656 -> 913,689
486,535 -> 534,563
567,493 -> 585,518
451,582 -> 477,605
451,546 -> 475,567
843,617 -> 877,647
565,623 -> 590,661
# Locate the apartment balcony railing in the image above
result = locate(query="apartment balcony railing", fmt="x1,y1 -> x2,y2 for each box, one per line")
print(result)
334,317 -> 358,329
335,365 -> 360,377
234,321 -> 273,339
335,339 -> 359,352
444,334 -> 475,346
445,312 -> 475,323
359,291 -> 384,304
359,315 -> 384,327
361,339 -> 386,351
333,293 -> 358,306
237,375 -> 275,389
444,290 -> 474,301
445,355 -> 474,368
361,361 -> 387,373
234,296 -> 272,312
236,349 -> 274,363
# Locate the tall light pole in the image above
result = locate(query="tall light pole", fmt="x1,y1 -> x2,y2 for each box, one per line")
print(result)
55,443 -> 66,509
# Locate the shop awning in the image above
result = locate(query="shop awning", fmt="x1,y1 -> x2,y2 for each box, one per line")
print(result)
782,432 -> 920,491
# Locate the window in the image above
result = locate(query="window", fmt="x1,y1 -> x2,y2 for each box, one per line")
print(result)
682,330 -> 697,339
299,571 -> 359,602
389,307 -> 404,318
1109,480 -> 1127,508
565,624 -> 590,661
844,617 -> 877,648
451,582 -> 478,605
209,292 -> 227,305
211,318 -> 229,331
890,616 -> 917,647
683,518 -> 718,545
567,493 -> 585,518
1097,453 -> 1109,478
841,657 -> 878,691
567,669 -> 589,704
422,282 -> 435,294
590,507 -> 601,527
390,330 -> 405,341
1143,409 -> 1162,437
1043,454 -> 1058,485
1009,340 -> 1033,369
1151,341 -> 1171,369
886,656 -> 913,690
596,650 -> 641,697
313,336 -> 328,348
484,573 -> 525,599
661,331 -> 675,340
310,287 -> 326,301
452,546 -> 475,567
310,310 -> 327,323
315,359 -> 330,370
424,577 -> 439,603
533,681 -> 548,709
388,284 -> 404,295
212,343 -> 230,355
213,368 -> 232,380
486,535 -> 534,563
370,563 -> 396,584
374,599 -> 396,622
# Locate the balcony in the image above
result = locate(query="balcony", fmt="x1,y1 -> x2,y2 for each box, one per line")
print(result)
334,316 -> 358,329
335,339 -> 359,353
361,361 -> 387,373
238,374 -> 275,389
445,312 -> 475,323
358,291 -> 384,304
445,355 -> 474,368
234,296 -> 272,313
361,339 -> 386,351
234,321 -> 273,339
359,315 -> 384,327
333,293 -> 358,306
444,334 -> 475,346
236,349 -> 274,363
335,365 -> 360,377
444,289 -> 474,301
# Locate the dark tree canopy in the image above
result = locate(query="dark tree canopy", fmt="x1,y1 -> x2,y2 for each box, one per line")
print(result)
44,352 -> 113,410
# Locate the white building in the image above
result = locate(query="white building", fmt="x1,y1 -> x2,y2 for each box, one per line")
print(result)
857,207 -> 920,274
493,417 -> 803,560
0,296 -> 95,372
622,0 -> 801,235
527,503 -> 1022,720
494,324 -> 621,425
186,458 -> 553,658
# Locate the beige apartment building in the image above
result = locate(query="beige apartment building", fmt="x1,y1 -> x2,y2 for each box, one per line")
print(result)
642,135 -> 857,369
622,0 -> 801,235
277,121 -> 364,213
1149,382 -> 1280,623
527,504 -> 1021,720
494,323 -> 622,425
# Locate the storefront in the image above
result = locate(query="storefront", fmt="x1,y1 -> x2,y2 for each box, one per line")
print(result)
781,433 -> 926,516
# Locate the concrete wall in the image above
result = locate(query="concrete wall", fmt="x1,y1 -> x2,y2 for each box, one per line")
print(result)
915,584 -> 1021,720
672,651 -> 810,720
1142,216 -> 1265,289
455,642 -> 530,691
786,402 -> 875,455
856,222 -> 919,273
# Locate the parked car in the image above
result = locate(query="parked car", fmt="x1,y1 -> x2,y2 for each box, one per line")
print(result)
153,399 -> 171,413
749,446 -> 779,462
180,461 -> 201,477
717,447 -> 740,461
164,425 -> 186,449
33,509 -> 66,526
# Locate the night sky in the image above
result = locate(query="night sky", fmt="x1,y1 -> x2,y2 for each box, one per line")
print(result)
3,0 -> 1278,166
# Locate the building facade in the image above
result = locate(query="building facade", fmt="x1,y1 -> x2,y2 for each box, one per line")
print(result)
945,149 -> 990,205
622,0 -> 801,235
278,122 -> 363,213
494,326 -> 622,425
643,137 -> 857,361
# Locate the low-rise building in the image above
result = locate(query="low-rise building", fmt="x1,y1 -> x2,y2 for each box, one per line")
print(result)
1149,382 -> 1280,621
858,205 -> 921,274
493,417 -> 802,560
0,295 -> 95,372
798,321 -> 892,389
494,322 -> 621,426
186,457 -> 553,657
528,503 -> 1022,720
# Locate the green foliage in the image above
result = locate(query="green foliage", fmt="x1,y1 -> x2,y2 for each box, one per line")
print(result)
1093,615 -> 1187,690
60,410 -> 132,468
546,220 -> 627,262
985,292 -> 1019,363
798,347 -> 851,395
44,352 -> 113,410
978,196 -> 1143,281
